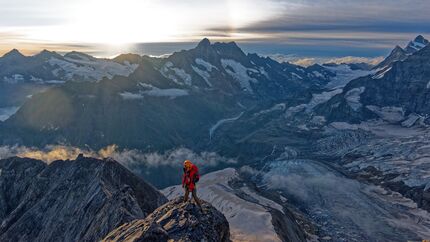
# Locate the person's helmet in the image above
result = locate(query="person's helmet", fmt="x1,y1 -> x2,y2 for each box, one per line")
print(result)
184,160 -> 192,169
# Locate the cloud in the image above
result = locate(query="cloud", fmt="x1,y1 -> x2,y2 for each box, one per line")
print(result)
110,147 -> 237,168
0,145 -> 236,168
266,53 -> 384,67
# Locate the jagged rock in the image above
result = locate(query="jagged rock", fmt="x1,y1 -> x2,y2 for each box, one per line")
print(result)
103,197 -> 231,242
0,156 -> 167,242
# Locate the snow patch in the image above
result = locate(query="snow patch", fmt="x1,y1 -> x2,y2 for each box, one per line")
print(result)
160,61 -> 192,86
195,58 -> 218,72
324,64 -> 373,89
344,87 -> 365,111
306,89 -> 343,112
221,59 -> 258,93
119,92 -> 144,100
0,106 -> 19,121
120,84 -> 189,100
142,87 -> 188,98
192,65 -> 212,87
366,105 -> 405,123
372,67 -> 391,79
48,57 -> 137,81
312,71 -> 324,78
291,72 -> 303,79
3,74 -> 24,84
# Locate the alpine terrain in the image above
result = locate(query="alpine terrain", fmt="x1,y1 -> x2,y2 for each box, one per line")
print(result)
1,34 -> 430,242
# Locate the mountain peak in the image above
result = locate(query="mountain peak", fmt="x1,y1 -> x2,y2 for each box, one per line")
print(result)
392,45 -> 406,54
103,197 -> 230,242
414,35 -> 428,44
2,48 -> 25,59
35,49 -> 60,59
405,35 -> 429,54
64,51 -> 96,61
197,38 -> 211,49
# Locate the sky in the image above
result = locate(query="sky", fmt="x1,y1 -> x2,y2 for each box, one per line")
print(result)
0,0 -> 429,61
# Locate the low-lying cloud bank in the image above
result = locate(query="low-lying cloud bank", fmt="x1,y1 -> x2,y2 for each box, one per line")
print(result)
0,145 -> 236,168
267,53 -> 384,67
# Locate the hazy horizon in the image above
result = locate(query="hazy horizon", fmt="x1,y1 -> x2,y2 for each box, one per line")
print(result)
1,0 -> 429,61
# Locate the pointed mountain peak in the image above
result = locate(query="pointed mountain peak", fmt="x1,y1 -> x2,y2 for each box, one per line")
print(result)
414,35 -> 428,44
196,38 -> 211,49
405,35 -> 429,54
373,45 -> 407,70
392,45 -> 406,53
2,48 -> 25,58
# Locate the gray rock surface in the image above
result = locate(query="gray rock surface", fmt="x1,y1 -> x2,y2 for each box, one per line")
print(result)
103,197 -> 231,242
0,156 -> 167,242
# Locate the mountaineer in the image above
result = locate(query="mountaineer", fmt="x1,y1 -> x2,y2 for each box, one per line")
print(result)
182,160 -> 203,211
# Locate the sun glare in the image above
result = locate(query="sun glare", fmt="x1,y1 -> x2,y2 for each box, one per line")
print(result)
70,0 -> 181,45
2,0 -> 285,54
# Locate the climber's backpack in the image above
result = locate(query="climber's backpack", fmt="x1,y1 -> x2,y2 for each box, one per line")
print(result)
194,172 -> 200,183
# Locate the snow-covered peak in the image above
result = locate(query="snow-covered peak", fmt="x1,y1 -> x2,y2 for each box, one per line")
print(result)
405,35 -> 429,54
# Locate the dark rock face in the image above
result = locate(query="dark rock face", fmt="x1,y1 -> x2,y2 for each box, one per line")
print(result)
373,45 -> 407,70
0,156 -> 167,242
103,197 -> 231,242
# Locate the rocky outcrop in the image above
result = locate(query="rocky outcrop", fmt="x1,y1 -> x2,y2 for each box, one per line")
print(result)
0,156 -> 167,242
103,197 -> 231,242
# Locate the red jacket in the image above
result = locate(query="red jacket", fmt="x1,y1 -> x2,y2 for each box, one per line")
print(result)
182,164 -> 199,191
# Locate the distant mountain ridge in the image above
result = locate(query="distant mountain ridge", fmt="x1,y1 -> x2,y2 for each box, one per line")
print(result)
0,38 -> 337,151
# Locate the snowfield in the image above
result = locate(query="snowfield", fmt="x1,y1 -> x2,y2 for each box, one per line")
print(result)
221,59 -> 258,93
323,64 -> 373,89
0,106 -> 19,121
48,55 -> 138,81
344,87 -> 365,111
160,61 -> 193,86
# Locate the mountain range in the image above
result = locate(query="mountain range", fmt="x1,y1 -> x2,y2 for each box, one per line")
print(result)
1,35 -> 430,241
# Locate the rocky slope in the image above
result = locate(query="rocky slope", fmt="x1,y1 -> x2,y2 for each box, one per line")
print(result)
0,155 -> 167,242
162,168 -> 307,242
103,197 -> 231,242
